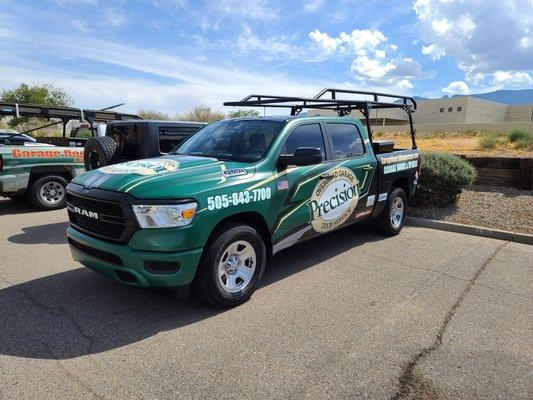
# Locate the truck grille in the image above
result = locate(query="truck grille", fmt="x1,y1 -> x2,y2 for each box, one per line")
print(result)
67,192 -> 126,240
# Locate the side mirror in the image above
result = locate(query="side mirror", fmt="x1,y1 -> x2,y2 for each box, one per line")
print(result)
278,147 -> 322,168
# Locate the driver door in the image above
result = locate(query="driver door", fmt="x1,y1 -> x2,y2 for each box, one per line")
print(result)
272,123 -> 333,253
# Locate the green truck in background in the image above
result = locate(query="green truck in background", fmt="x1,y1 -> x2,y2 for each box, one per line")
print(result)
0,103 -> 139,210
66,88 -> 421,307
0,144 -> 85,209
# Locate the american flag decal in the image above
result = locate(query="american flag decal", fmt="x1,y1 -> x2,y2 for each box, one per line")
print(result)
277,180 -> 289,190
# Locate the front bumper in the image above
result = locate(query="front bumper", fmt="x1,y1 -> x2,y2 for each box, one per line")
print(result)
67,227 -> 203,289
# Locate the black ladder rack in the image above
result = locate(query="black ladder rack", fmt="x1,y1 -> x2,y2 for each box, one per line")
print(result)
0,102 -> 141,137
223,87 -> 417,149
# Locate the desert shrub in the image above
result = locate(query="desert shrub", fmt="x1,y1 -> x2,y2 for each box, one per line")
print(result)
463,129 -> 479,137
227,109 -> 260,118
514,136 -> 533,150
138,109 -> 171,120
415,152 -> 477,207
478,132 -> 505,149
507,128 -> 531,142
177,105 -> 225,122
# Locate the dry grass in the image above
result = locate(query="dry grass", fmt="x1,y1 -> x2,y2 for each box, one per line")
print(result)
375,130 -> 533,156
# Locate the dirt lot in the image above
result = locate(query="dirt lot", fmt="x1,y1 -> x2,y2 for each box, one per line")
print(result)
409,185 -> 533,234
0,199 -> 531,400
377,132 -> 533,157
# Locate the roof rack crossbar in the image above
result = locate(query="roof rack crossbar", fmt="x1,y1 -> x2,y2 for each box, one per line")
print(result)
0,102 -> 140,123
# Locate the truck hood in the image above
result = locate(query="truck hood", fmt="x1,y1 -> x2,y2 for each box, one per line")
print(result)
71,155 -> 255,199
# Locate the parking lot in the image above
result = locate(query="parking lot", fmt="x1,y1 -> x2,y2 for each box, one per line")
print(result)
0,198 -> 531,400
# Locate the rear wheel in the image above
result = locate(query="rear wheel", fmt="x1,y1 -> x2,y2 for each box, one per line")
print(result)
194,223 -> 266,307
28,175 -> 68,210
375,187 -> 407,235
84,136 -> 121,171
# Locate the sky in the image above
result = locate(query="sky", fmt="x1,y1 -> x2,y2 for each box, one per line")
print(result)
0,0 -> 532,114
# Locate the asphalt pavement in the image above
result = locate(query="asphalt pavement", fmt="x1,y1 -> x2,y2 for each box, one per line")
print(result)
0,198 -> 531,400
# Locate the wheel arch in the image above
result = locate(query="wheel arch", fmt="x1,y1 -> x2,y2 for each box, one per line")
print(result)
29,165 -> 75,185
390,176 -> 410,199
207,211 -> 273,260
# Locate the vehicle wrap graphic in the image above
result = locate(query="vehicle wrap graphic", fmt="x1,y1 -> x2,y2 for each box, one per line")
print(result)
207,188 -> 272,210
1,146 -> 85,194
100,159 -> 179,175
309,167 -> 359,233
381,153 -> 419,175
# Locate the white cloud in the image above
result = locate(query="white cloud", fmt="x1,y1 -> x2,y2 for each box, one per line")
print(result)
491,71 -> 533,86
214,0 -> 278,21
305,0 -> 324,12
309,29 -> 387,56
234,27 -> 302,60
0,34 -> 334,114
308,29 -> 342,54
414,0 -> 533,89
442,80 -> 469,94
421,43 -> 445,60
310,28 -> 429,92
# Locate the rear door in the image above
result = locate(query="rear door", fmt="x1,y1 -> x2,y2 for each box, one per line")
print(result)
323,122 -> 378,223
272,122 -> 334,252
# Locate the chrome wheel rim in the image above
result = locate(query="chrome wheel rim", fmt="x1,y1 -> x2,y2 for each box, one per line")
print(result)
39,181 -> 65,205
390,196 -> 404,229
217,240 -> 256,294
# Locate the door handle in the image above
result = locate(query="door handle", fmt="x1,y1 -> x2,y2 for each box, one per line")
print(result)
319,173 -> 334,180
362,165 -> 373,171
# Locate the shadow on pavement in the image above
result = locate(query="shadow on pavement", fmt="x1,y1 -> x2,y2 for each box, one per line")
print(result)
0,198 -> 39,216
0,225 -> 384,360
8,222 -> 69,245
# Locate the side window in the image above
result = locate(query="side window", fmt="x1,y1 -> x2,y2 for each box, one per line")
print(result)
158,128 -> 189,153
327,124 -> 364,159
281,124 -> 325,157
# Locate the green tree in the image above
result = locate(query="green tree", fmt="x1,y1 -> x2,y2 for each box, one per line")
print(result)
177,105 -> 225,122
138,109 -> 171,120
227,109 -> 260,118
1,82 -> 72,127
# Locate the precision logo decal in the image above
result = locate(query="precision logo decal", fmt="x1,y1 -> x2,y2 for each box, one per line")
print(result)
100,159 -> 179,175
309,167 -> 359,233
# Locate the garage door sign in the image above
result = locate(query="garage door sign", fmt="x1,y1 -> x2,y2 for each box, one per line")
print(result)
309,167 -> 359,233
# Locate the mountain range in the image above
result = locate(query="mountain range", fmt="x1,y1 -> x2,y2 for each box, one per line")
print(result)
413,89 -> 533,105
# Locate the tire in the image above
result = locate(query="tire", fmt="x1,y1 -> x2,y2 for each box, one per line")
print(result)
375,187 -> 407,236
28,175 -> 69,211
84,136 -> 121,171
194,223 -> 267,308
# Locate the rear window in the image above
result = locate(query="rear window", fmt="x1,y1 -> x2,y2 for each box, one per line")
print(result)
108,124 -> 138,161
327,123 -> 365,159
158,126 -> 203,154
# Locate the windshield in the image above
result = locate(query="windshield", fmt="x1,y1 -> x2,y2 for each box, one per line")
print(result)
173,119 -> 284,162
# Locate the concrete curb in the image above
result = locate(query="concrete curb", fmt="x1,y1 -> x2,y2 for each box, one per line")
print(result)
405,217 -> 533,245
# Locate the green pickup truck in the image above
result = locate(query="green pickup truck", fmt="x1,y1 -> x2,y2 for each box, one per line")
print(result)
66,88 -> 420,307
0,144 -> 85,209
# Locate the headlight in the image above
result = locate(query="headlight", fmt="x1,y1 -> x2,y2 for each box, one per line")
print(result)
132,203 -> 197,228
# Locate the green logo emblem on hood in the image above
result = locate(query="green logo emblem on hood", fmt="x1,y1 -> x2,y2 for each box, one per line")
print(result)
100,159 -> 179,175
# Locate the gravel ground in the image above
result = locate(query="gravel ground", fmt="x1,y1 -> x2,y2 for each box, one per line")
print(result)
408,184 -> 533,234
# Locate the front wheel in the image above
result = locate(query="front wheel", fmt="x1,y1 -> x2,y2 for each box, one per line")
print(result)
375,187 -> 407,235
194,223 -> 266,308
28,175 -> 68,210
